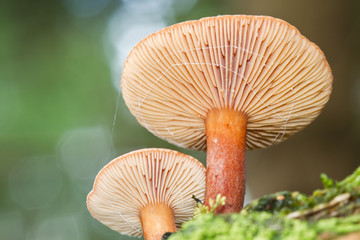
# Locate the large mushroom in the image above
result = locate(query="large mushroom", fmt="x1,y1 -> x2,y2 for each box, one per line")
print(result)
87,148 -> 205,240
121,15 -> 333,213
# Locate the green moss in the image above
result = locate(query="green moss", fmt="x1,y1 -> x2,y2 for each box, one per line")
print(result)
170,212 -> 319,240
243,166 -> 360,220
170,167 -> 360,240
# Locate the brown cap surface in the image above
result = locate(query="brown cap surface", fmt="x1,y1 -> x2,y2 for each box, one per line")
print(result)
87,148 -> 205,237
121,15 -> 333,150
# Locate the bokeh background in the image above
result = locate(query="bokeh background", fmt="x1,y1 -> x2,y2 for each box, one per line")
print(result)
1,0 -> 360,239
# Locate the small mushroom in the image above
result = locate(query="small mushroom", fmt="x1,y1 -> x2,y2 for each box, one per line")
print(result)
121,15 -> 333,213
87,148 -> 205,240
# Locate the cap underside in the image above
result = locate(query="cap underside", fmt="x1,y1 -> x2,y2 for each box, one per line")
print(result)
121,15 -> 333,150
87,148 -> 205,237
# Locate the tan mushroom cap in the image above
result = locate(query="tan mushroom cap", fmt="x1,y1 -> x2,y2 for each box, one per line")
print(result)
87,148 -> 205,238
121,15 -> 333,150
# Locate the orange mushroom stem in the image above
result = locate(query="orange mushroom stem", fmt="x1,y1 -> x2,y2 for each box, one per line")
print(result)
140,203 -> 177,240
205,108 -> 247,213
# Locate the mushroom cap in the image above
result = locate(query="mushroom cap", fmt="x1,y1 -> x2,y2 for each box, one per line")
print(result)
87,148 -> 205,237
121,15 -> 333,150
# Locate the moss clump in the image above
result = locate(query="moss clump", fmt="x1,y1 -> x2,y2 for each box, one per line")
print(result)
244,167 -> 360,221
170,212 -> 360,240
170,212 -> 317,240
169,167 -> 360,240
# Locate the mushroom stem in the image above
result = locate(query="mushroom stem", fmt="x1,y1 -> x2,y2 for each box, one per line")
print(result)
205,108 -> 247,213
140,203 -> 177,240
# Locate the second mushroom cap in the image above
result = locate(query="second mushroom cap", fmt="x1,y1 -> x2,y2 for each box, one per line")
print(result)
87,148 -> 206,238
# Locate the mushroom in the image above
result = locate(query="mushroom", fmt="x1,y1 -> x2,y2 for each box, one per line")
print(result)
87,148 -> 205,240
121,15 -> 333,213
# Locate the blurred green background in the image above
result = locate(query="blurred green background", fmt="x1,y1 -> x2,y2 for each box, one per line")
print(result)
1,0 -> 360,239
